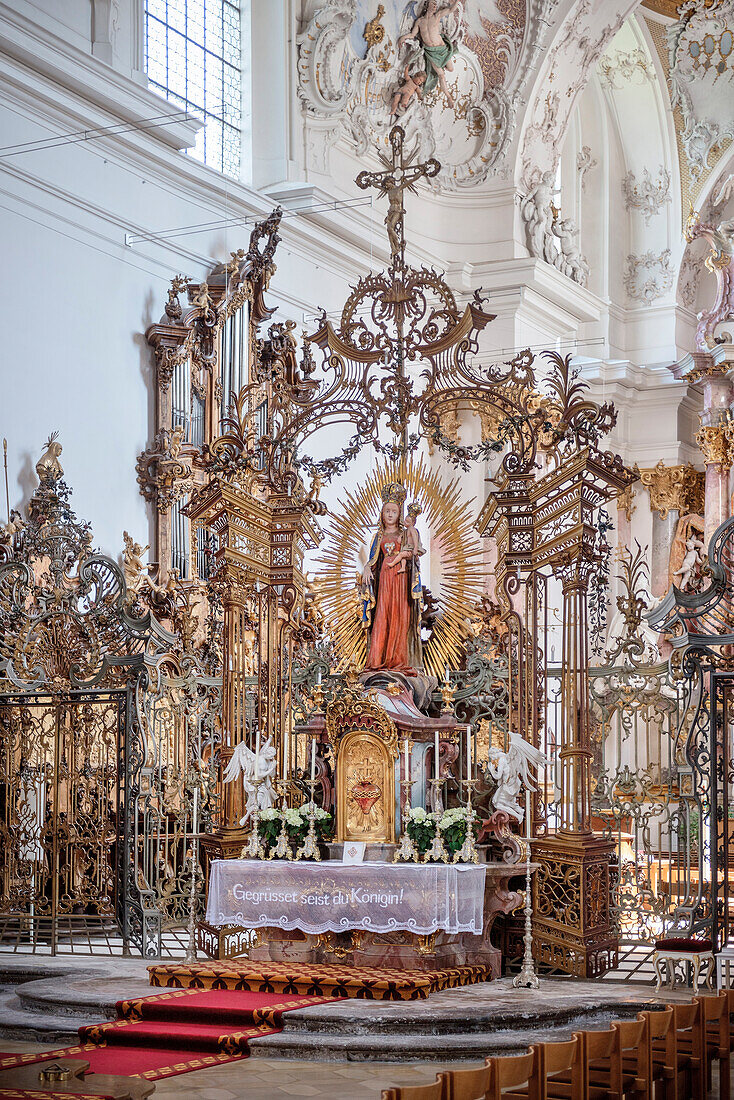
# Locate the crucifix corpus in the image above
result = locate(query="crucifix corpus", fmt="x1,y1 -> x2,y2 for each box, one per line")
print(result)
356,126 -> 439,267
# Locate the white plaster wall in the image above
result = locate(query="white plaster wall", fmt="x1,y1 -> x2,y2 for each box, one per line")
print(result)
0,0 -> 706,580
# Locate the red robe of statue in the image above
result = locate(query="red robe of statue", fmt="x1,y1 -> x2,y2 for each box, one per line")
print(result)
365,535 -> 412,671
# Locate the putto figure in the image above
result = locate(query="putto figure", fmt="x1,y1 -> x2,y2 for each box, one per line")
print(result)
390,65 -> 427,117
398,0 -> 463,108
359,482 -> 423,672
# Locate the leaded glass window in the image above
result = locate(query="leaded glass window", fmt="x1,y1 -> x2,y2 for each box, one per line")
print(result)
145,0 -> 241,178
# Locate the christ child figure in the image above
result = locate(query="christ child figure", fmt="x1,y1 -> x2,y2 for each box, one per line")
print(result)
390,66 -> 426,116
389,501 -> 425,573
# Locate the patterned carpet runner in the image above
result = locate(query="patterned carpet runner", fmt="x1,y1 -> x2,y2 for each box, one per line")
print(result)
0,989 -> 331,1083
0,963 -> 489,1085
147,960 -> 490,999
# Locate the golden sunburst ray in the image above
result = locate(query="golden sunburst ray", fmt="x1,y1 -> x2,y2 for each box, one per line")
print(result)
314,455 -> 487,675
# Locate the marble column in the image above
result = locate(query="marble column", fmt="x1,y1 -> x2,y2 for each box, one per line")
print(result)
696,422 -> 732,546
636,461 -> 705,597
651,511 -> 680,598
696,365 -> 734,546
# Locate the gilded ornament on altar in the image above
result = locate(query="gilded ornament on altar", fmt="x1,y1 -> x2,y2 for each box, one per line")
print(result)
696,421 -> 733,469
616,483 -> 636,522
364,5 -> 386,49
337,730 -> 395,844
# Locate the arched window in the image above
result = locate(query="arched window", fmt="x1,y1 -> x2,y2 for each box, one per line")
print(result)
144,0 -> 242,177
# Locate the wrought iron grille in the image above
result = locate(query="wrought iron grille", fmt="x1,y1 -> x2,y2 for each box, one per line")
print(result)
543,661 -> 704,958
0,690 -> 125,955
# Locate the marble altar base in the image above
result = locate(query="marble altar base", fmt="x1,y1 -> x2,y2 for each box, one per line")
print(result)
213,861 -> 526,978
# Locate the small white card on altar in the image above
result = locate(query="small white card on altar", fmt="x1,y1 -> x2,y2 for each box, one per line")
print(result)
343,841 -> 366,864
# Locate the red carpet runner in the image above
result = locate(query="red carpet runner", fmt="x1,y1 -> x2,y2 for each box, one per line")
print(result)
0,988 -> 331,1082
0,963 -> 489,1085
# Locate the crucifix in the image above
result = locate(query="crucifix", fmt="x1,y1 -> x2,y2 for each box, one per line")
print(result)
356,126 -> 439,269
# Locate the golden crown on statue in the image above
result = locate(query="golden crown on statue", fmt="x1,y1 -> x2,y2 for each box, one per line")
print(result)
380,482 -> 407,505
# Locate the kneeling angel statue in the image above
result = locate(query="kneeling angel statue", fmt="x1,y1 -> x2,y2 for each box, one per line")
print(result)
488,732 -> 548,825
222,735 -> 277,824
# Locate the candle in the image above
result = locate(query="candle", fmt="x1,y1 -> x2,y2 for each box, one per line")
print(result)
466,726 -> 471,780
404,739 -> 410,785
310,737 -> 316,784
434,731 -> 440,782
525,788 -> 531,842
316,668 -> 322,686
283,730 -> 289,780
444,665 -> 450,685
192,784 -> 198,834
255,727 -> 260,780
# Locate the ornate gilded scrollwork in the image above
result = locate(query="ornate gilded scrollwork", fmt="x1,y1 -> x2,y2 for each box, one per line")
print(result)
325,680 -> 399,761
136,426 -> 194,513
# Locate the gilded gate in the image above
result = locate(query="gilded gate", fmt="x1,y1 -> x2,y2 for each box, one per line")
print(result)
0,449 -> 219,956
0,691 -> 124,952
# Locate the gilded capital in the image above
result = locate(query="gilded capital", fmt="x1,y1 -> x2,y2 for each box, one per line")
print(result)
635,460 -> 705,519
696,421 -> 733,469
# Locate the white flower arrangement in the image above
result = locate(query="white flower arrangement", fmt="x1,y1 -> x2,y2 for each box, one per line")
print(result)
259,807 -> 280,821
407,806 -> 428,823
299,802 -> 331,821
438,806 -> 469,830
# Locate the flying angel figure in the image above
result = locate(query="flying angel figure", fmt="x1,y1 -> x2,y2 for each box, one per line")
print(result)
458,0 -> 509,37
487,731 -> 548,824
222,735 -> 277,824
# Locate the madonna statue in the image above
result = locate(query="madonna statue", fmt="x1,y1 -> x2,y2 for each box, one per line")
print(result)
359,482 -> 424,674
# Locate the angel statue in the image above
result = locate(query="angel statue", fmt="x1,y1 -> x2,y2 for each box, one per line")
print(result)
398,0 -> 462,108
222,735 -> 277,825
668,513 -> 705,592
488,731 -> 548,825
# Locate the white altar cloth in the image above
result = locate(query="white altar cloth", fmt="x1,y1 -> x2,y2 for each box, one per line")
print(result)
205,859 -> 487,936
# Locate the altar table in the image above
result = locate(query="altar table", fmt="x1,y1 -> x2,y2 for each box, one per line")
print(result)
205,859 -> 487,936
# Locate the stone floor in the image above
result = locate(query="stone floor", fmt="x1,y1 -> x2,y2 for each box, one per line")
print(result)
0,1039 -> 729,1099
0,957 -> 722,1095
0,1041 -> 455,1098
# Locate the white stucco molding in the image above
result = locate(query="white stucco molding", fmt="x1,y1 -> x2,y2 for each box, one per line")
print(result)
0,2 -> 201,152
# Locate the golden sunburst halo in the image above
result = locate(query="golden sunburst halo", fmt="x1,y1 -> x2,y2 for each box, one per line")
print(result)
315,455 -> 486,676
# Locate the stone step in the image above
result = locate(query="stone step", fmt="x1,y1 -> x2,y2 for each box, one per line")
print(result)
249,1023 -> 581,1062
0,991 -> 89,1044
272,1000 -> 652,1038
14,976 -> 152,1020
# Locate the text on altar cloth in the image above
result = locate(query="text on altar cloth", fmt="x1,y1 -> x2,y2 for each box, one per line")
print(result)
231,884 -> 406,908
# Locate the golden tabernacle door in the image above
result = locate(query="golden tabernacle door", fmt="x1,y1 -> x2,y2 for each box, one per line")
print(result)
326,686 -> 398,845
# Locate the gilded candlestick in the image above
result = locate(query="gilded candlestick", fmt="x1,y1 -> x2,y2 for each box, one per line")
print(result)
424,778 -> 449,863
453,777 -> 479,864
393,778 -> 418,862
295,778 -> 321,861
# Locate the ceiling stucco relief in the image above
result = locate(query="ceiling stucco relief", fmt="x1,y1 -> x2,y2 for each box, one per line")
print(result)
668,0 -> 734,181
297,0 -> 557,190
576,145 -> 597,191
677,248 -> 706,309
517,0 -> 639,193
598,47 -> 655,88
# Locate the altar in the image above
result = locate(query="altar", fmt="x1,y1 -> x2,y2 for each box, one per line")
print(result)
201,856 -> 525,976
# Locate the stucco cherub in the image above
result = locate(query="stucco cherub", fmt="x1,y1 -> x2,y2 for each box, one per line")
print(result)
390,65 -> 427,117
